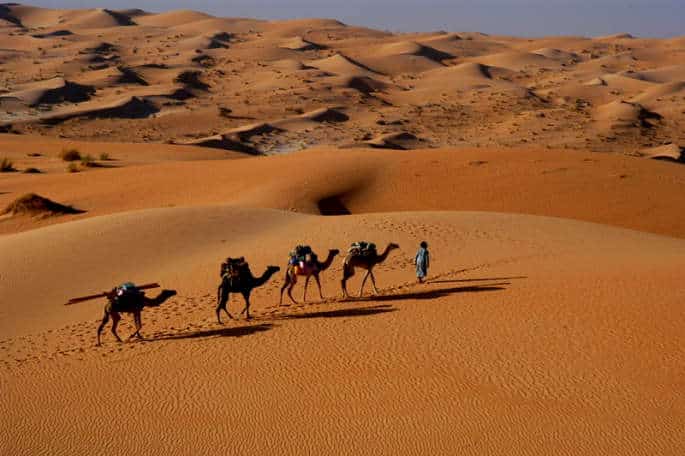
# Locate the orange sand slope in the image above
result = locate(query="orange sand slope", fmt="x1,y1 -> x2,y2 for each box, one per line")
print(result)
1,209 -> 684,454
2,141 -> 685,237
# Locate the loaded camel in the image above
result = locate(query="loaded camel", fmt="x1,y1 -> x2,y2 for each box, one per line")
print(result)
341,243 -> 400,298
217,257 -> 280,323
280,249 -> 340,305
96,287 -> 177,346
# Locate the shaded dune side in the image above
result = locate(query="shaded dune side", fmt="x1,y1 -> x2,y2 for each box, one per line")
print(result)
2,146 -> 685,237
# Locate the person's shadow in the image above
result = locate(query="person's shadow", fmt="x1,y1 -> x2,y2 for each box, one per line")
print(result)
343,283 -> 510,303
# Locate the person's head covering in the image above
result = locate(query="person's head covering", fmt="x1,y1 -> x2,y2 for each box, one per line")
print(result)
420,241 -> 428,248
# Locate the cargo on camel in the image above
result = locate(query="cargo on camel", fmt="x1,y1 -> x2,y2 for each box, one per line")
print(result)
348,241 -> 377,256
221,256 -> 250,278
288,245 -> 318,266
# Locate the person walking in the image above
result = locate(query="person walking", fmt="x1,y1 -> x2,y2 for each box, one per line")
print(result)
415,241 -> 430,283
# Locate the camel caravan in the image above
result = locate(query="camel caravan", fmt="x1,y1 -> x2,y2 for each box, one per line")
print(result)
67,240 -> 412,345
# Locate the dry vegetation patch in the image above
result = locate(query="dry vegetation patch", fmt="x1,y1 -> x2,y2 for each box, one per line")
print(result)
1,193 -> 83,217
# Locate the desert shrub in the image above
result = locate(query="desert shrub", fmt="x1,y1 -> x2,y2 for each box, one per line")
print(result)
22,167 -> 41,174
1,157 -> 16,172
66,162 -> 79,173
59,148 -> 81,162
99,152 -> 110,161
80,154 -> 95,167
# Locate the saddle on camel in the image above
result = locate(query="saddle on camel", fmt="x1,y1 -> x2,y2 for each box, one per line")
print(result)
288,245 -> 318,274
221,256 -> 250,280
349,241 -> 377,257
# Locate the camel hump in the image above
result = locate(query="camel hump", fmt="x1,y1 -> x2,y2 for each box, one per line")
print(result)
289,245 -> 316,265
221,257 -> 250,277
116,282 -> 141,296
349,241 -> 376,256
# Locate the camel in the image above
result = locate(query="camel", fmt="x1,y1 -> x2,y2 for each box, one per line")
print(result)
280,249 -> 340,305
341,243 -> 400,298
96,289 -> 177,346
217,259 -> 280,323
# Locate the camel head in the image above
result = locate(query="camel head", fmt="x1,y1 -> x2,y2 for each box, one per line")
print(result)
159,289 -> 178,299
329,249 -> 341,256
144,289 -> 177,307
267,266 -> 281,274
388,243 -> 400,250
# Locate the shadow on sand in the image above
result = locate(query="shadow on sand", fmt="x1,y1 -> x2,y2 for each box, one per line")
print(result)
150,323 -> 273,342
280,304 -> 396,320
429,276 -> 527,284
343,283 -> 509,303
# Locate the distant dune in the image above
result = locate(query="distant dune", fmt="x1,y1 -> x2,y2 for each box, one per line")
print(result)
0,3 -> 682,152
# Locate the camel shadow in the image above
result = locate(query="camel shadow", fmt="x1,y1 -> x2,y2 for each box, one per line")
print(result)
429,276 -> 527,284
149,323 -> 273,342
280,304 -> 396,320
344,283 -> 509,303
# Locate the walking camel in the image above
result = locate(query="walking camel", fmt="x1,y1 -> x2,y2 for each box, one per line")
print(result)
341,243 -> 400,298
97,288 -> 177,346
280,249 -> 340,305
217,259 -> 280,323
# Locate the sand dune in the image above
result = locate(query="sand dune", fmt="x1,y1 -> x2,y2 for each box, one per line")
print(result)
279,36 -> 324,51
134,9 -> 213,28
2,207 -> 684,454
620,65 -> 685,83
0,77 -> 94,106
642,143 -> 685,163
310,53 -> 382,76
347,131 -> 425,150
0,4 -> 682,152
2,142 -> 685,237
595,100 -> 662,130
631,81 -> 685,107
466,50 -> 561,71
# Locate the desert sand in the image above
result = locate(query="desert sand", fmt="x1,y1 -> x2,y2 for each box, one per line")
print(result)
1,4 -> 684,455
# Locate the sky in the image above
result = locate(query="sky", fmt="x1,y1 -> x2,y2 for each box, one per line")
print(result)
26,1 -> 685,37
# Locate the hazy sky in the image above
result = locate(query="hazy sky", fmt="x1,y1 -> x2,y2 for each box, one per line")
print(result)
27,1 -> 685,37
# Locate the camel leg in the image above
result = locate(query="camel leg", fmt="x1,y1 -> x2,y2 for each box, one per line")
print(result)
287,281 -> 297,305
279,274 -> 290,306
128,311 -> 143,340
303,276 -> 310,302
359,270 -> 371,297
369,270 -> 379,294
216,284 -> 234,324
110,312 -> 123,343
239,291 -> 252,320
341,277 -> 347,298
341,266 -> 354,298
96,310 -> 110,346
314,273 -> 324,300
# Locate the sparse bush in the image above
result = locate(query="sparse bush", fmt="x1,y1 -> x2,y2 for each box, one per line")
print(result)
99,152 -> 110,161
22,167 -> 41,174
59,148 -> 81,162
80,154 -> 95,167
1,157 -> 16,172
66,162 -> 79,173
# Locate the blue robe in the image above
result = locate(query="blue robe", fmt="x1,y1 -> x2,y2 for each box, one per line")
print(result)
415,247 -> 429,278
